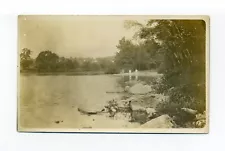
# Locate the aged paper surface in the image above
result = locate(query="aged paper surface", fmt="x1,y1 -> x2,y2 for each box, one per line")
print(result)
18,15 -> 209,133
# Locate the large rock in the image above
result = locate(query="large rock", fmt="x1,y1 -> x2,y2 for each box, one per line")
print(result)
78,107 -> 99,115
78,104 -> 104,115
140,114 -> 175,128
130,102 -> 158,124
130,101 -> 146,111
128,94 -> 165,111
128,83 -> 152,94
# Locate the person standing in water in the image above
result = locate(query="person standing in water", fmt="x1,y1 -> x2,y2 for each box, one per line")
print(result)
129,69 -> 132,81
135,69 -> 138,80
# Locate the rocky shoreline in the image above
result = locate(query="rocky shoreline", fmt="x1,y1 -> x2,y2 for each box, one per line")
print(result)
78,79 -> 206,128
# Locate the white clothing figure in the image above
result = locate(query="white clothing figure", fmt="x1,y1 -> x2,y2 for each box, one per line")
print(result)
135,69 -> 138,80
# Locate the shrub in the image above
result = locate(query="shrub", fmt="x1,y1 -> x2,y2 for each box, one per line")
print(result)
156,83 -> 206,127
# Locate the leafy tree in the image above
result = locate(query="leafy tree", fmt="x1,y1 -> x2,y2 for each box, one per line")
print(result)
115,37 -> 137,71
138,20 -> 206,87
115,37 -> 160,71
20,48 -> 33,70
35,50 -> 59,72
20,49 -> 117,74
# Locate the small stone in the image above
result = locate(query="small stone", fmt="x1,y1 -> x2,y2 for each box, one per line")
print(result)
110,107 -> 117,112
55,121 -> 60,124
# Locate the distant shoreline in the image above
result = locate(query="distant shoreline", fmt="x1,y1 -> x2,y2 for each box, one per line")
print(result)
20,70 -> 163,77
20,71 -> 107,76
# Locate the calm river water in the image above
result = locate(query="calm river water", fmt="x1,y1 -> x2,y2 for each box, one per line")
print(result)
18,73 -> 160,130
19,74 -> 143,129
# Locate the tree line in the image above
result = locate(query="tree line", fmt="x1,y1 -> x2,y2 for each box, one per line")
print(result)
20,39 -> 161,74
20,48 -> 118,74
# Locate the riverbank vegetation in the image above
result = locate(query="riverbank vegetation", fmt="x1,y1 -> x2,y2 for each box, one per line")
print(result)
122,20 -> 206,127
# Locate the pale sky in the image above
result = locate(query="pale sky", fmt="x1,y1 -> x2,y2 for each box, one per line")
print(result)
18,15 -> 149,58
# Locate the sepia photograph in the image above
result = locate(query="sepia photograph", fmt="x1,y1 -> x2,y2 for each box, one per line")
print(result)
17,15 -> 209,133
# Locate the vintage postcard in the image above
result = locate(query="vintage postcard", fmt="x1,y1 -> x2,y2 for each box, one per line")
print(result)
18,15 -> 209,133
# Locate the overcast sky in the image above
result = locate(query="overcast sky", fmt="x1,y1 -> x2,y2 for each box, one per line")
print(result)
18,15 -> 149,58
